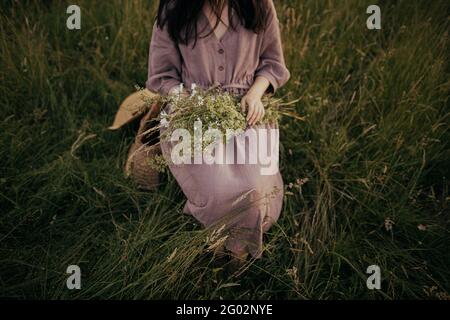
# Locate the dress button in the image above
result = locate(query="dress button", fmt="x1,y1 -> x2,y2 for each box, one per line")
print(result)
218,66 -> 224,71
218,49 -> 224,54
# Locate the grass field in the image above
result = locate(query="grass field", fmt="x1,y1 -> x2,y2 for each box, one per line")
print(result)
0,0 -> 449,299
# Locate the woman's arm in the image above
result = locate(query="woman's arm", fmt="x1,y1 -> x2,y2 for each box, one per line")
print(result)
242,0 -> 290,126
255,0 -> 291,94
146,22 -> 183,96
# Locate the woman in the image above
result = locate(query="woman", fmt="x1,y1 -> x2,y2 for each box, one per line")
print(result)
146,0 -> 290,262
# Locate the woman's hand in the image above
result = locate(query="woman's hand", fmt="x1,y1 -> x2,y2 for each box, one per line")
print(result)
241,76 -> 271,126
241,92 -> 265,126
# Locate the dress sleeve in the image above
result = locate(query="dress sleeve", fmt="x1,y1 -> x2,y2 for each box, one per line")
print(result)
146,22 -> 182,95
255,0 -> 291,94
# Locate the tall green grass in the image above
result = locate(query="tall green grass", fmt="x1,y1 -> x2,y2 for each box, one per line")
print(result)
0,0 -> 449,299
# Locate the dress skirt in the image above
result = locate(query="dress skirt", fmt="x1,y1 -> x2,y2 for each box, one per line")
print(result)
160,108 -> 284,259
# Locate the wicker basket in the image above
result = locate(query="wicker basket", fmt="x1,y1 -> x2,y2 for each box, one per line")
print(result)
125,108 -> 162,190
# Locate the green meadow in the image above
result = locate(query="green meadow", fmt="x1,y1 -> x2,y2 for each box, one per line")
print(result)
0,0 -> 448,299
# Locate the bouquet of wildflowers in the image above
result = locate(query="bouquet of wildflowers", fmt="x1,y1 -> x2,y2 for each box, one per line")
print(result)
139,84 -> 302,170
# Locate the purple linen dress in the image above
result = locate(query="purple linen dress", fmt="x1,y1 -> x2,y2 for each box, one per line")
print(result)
146,0 -> 290,258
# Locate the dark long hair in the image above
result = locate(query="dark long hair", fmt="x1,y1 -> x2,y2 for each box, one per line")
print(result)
156,0 -> 270,45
